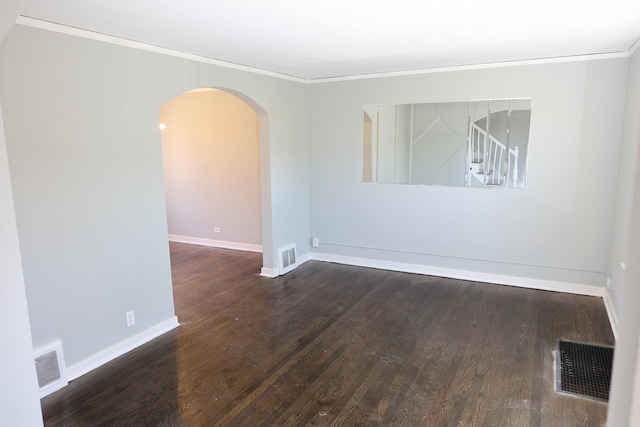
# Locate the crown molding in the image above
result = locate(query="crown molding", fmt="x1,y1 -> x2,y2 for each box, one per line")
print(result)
307,52 -> 629,84
14,16 -> 634,85
14,16 -> 307,84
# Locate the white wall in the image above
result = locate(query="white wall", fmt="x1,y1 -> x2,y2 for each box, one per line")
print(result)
0,24 -> 309,373
607,47 -> 640,427
161,90 -> 262,247
0,97 -> 43,427
608,49 -> 640,314
309,59 -> 627,287
0,2 -> 43,425
0,0 -> 21,42
0,25 -> 177,369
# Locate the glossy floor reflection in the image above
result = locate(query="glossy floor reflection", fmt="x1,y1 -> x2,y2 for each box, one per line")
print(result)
42,242 -> 614,426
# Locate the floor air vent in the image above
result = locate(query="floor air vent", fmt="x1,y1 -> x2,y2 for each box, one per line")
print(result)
34,340 -> 68,398
278,244 -> 297,275
556,340 -> 613,401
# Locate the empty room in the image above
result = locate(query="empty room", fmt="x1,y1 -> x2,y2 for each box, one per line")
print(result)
1,1 -> 640,426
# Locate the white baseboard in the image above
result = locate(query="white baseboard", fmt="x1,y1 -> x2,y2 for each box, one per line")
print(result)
169,234 -> 262,253
260,267 -> 279,278
603,287 -> 619,340
260,252 -> 311,278
66,316 -> 179,381
310,252 -> 605,297
297,252 -> 311,266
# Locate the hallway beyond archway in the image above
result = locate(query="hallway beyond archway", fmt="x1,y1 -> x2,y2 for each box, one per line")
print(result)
160,88 -> 263,253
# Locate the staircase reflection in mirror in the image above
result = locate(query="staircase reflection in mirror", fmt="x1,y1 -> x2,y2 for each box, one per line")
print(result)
363,99 -> 531,188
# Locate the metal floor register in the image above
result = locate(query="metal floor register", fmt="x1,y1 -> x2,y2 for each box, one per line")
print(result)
556,340 -> 614,401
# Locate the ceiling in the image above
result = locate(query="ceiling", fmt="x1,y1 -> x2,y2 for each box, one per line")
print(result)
20,0 -> 640,80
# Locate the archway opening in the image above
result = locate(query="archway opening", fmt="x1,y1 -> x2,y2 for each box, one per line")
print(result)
159,87 -> 267,257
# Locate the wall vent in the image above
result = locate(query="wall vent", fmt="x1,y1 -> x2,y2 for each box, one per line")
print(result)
34,340 -> 67,398
278,244 -> 297,275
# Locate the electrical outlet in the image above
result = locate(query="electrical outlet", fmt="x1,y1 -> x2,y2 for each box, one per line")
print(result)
126,310 -> 135,327
312,237 -> 320,248
214,227 -> 221,233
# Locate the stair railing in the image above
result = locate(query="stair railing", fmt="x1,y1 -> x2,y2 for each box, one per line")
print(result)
468,123 -> 519,187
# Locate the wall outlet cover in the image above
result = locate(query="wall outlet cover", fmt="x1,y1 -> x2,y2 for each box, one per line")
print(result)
126,310 -> 135,327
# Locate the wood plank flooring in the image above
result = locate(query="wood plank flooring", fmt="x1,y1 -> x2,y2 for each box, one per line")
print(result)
41,242 -> 614,426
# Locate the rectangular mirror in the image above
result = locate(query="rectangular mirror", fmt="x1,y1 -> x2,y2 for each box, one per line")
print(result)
363,99 -> 531,188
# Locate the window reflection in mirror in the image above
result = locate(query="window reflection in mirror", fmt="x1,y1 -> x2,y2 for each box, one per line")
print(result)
363,99 -> 531,188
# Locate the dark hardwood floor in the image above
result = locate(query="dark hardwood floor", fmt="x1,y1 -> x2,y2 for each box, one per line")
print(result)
41,242 -> 614,426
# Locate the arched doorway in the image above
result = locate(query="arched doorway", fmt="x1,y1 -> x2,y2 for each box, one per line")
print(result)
159,87 -> 267,255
